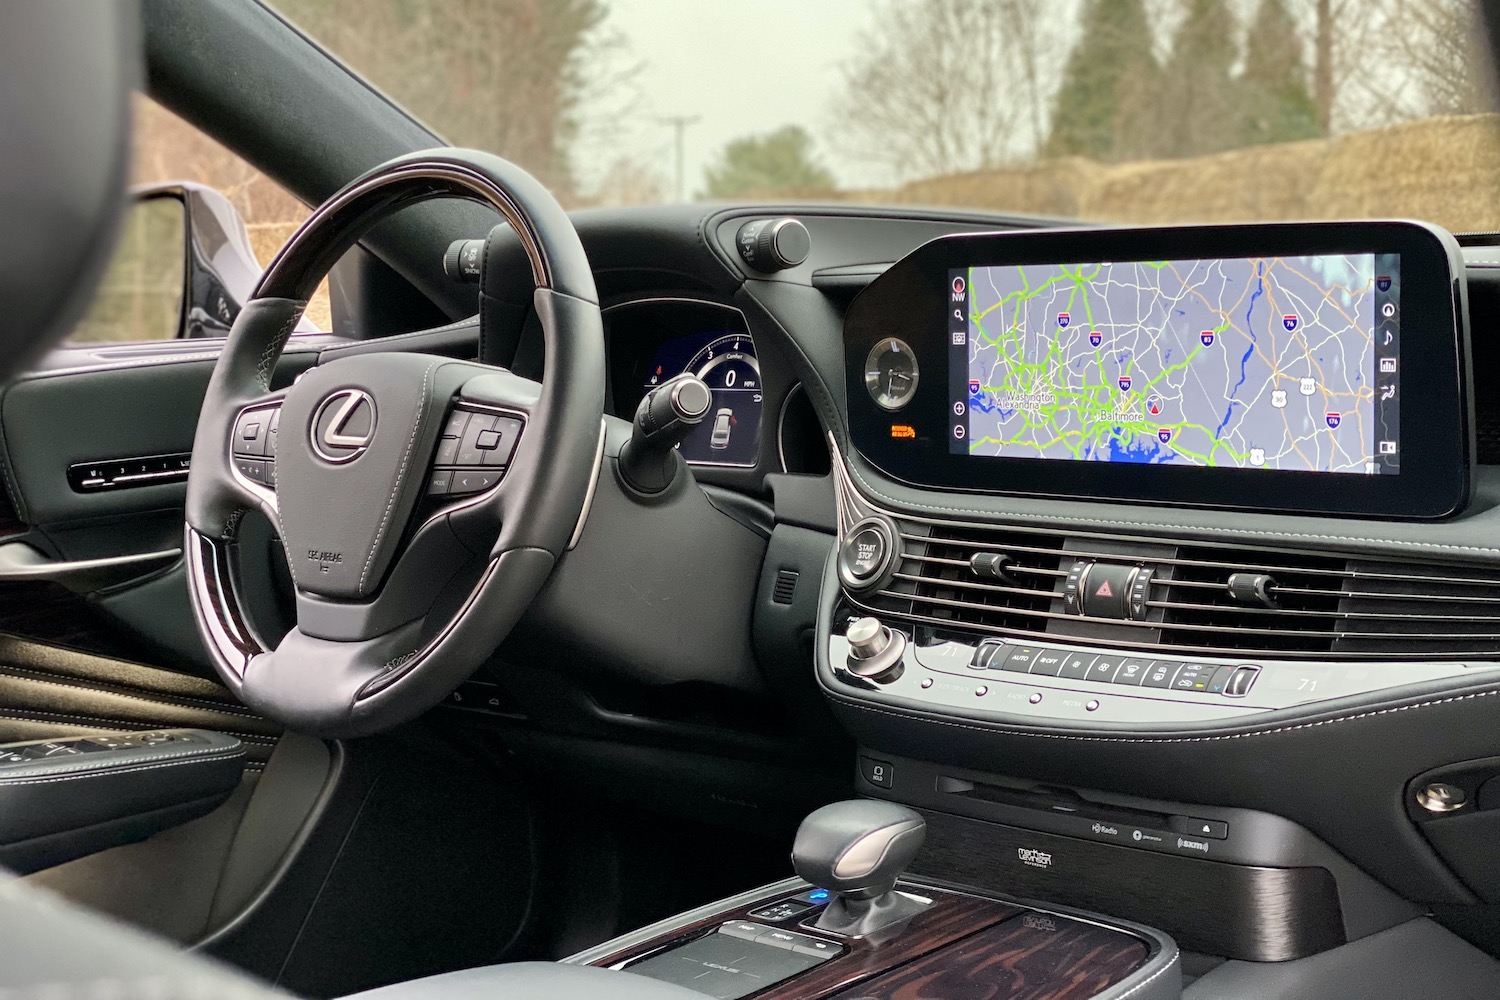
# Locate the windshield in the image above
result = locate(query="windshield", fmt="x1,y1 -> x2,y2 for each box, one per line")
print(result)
273,0 -> 1500,231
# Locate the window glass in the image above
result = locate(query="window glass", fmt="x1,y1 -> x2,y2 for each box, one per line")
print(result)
274,0 -> 1500,231
73,97 -> 332,343
71,196 -> 186,344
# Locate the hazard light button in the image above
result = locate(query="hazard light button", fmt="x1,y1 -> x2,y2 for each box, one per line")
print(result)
1080,563 -> 1134,619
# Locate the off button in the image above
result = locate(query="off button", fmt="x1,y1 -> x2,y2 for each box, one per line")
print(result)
838,517 -> 895,591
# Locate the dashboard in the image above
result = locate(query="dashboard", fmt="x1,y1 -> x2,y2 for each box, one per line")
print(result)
470,203 -> 1500,948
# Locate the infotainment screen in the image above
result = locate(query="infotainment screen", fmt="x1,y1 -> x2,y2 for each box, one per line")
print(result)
842,222 -> 1470,520
948,255 -> 1399,475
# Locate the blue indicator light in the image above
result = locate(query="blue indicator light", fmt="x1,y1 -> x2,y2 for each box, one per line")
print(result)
808,889 -> 829,902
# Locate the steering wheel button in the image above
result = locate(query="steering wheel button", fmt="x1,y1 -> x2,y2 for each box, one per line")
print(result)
483,417 -> 523,465
443,410 -> 470,438
434,436 -> 460,465
475,429 -> 502,451
451,470 -> 500,494
233,412 -> 268,456
427,471 -> 452,496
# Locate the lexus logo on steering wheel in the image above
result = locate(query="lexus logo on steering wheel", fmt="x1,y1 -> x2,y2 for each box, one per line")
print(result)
310,389 -> 377,464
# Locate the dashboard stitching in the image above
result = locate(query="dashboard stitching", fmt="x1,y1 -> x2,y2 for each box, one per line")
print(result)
827,685 -> 1500,743
840,456 -> 1500,557
0,748 -> 244,785
360,358 -> 441,593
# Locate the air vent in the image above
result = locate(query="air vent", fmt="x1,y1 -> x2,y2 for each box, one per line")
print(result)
858,515 -> 1500,660
772,569 -> 799,605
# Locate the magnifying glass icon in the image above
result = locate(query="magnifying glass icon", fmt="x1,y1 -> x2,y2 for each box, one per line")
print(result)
954,309 -> 963,321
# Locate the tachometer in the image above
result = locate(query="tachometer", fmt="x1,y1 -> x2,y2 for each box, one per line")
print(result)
688,335 -> 761,392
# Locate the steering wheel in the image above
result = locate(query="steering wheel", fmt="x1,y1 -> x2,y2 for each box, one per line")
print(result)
183,149 -> 604,739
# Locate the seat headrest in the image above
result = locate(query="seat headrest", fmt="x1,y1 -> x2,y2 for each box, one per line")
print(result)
0,2 -> 138,375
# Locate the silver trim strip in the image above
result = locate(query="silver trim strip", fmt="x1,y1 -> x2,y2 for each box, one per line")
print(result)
568,418 -> 607,551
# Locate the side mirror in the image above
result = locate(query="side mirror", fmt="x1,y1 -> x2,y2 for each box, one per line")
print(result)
70,182 -> 287,343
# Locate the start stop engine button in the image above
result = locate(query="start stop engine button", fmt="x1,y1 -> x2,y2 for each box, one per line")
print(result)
838,516 -> 896,592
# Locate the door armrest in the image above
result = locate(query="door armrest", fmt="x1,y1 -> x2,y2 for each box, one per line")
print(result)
0,728 -> 243,873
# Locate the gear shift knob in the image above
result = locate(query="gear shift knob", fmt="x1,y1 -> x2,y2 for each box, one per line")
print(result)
792,800 -> 925,899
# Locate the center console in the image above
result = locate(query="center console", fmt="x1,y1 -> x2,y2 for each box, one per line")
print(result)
763,219 -> 1500,990
566,801 -> 1180,1000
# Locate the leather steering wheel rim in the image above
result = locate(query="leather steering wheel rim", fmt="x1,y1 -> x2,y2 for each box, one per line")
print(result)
183,148 -> 604,739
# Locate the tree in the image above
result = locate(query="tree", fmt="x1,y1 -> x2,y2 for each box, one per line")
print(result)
1240,0 -> 1321,146
1157,0 -> 1242,157
276,0 -> 630,203
1045,0 -> 1159,161
829,0 -> 1065,183
700,127 -> 835,199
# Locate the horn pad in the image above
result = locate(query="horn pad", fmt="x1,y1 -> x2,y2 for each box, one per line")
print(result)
275,354 -> 455,600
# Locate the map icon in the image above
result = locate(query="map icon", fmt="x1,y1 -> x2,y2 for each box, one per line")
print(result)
1272,390 -> 1287,408
1300,377 -> 1316,396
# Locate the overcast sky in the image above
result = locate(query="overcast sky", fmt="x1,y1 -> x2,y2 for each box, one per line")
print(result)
591,0 -> 878,198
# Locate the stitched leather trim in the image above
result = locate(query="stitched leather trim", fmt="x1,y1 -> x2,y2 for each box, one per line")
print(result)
0,745 -> 242,784
826,684 -> 1500,744
359,357 -> 443,594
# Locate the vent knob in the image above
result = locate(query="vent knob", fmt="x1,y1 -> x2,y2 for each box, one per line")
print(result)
1227,572 -> 1279,609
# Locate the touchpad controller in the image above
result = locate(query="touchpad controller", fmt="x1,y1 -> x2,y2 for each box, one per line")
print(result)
624,920 -> 842,999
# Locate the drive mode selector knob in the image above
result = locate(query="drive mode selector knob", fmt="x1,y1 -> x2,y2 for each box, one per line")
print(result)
838,515 -> 896,592
736,218 -> 811,272
844,616 -> 905,684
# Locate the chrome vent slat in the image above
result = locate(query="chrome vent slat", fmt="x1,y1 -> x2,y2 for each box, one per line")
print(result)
849,594 -> 1500,660
866,510 -> 1500,660
872,588 -> 1500,642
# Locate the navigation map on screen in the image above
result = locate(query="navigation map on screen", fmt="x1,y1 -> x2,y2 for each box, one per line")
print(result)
948,254 -> 1400,475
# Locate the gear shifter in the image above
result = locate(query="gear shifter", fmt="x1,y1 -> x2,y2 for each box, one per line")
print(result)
791,799 -> 930,938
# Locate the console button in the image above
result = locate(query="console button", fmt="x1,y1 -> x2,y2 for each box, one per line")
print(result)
859,755 -> 894,789
1058,652 -> 1096,679
1206,665 -> 1235,694
840,523 -> 891,586
1141,661 -> 1180,688
748,900 -> 814,922
970,641 -> 1001,669
999,645 -> 1040,672
1225,665 -> 1261,697
1113,658 -> 1151,686
1080,563 -> 1133,618
1172,664 -> 1212,692
1170,815 -> 1229,840
1030,649 -> 1066,677
791,937 -> 841,959
1084,655 -> 1122,683
758,928 -> 810,951
718,920 -> 770,942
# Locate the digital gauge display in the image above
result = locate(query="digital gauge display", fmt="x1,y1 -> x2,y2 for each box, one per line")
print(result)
643,329 -> 762,467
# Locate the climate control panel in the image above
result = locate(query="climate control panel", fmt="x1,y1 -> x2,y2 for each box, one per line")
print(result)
825,609 -> 1496,726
